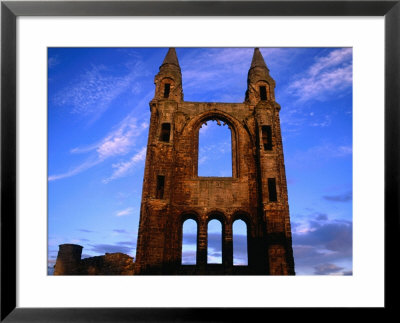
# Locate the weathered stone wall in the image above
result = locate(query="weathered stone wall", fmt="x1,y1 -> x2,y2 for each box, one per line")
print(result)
134,48 -> 295,275
54,244 -> 134,275
79,253 -> 135,275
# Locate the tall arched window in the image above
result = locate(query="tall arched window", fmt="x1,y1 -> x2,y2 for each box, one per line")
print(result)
198,120 -> 232,177
233,219 -> 248,266
181,219 -> 197,265
207,219 -> 223,264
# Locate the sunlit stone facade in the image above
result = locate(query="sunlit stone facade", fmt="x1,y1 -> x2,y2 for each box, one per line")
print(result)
135,48 -> 295,275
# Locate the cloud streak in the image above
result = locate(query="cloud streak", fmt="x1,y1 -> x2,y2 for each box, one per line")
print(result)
323,191 -> 352,202
103,146 -> 147,183
280,48 -> 352,136
48,158 -> 102,181
49,116 -> 148,182
71,115 -> 148,158
288,48 -> 352,103
115,207 -> 134,217
52,63 -> 144,122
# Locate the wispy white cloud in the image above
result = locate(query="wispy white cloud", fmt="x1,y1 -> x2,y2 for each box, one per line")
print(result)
288,48 -> 352,103
71,117 -> 148,159
48,158 -> 102,181
49,116 -> 148,182
308,48 -> 352,77
96,118 -> 148,159
280,49 -> 352,137
103,146 -> 147,183
115,207 -> 134,217
52,62 -> 144,121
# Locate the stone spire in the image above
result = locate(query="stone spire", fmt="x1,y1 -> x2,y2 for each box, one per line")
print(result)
245,48 -> 276,105
250,48 -> 269,71
161,48 -> 180,69
154,48 -> 183,102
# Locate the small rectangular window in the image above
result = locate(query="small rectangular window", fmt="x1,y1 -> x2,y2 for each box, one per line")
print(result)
163,83 -> 170,98
262,125 -> 272,150
260,86 -> 267,101
160,123 -> 171,142
268,178 -> 277,202
156,175 -> 165,199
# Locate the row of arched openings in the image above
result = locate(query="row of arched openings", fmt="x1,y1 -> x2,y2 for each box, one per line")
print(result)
181,219 -> 248,266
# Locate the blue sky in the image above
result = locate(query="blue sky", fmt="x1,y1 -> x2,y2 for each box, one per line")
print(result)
48,47 -> 352,275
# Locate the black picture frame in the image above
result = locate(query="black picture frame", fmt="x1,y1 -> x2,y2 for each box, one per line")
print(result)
1,1 -> 399,321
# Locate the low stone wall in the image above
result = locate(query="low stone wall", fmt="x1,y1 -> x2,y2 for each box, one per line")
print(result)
54,244 -> 135,275
79,253 -> 135,275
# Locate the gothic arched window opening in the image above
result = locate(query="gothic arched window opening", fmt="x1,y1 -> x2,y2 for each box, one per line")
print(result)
198,119 -> 232,177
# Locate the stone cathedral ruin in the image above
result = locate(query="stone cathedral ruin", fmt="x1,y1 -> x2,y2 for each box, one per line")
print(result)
54,48 -> 295,275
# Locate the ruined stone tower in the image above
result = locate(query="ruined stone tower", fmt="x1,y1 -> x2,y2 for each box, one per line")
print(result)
134,48 -> 295,275
54,244 -> 83,275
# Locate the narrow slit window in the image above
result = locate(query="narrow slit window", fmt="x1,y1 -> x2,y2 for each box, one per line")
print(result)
262,125 -> 272,150
268,178 -> 277,202
160,123 -> 171,143
156,175 -> 165,199
163,83 -> 171,98
259,86 -> 267,100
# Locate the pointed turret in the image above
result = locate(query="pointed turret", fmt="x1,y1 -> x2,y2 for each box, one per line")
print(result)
161,48 -> 180,69
153,48 -> 183,102
245,48 -> 276,105
250,48 -> 269,70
